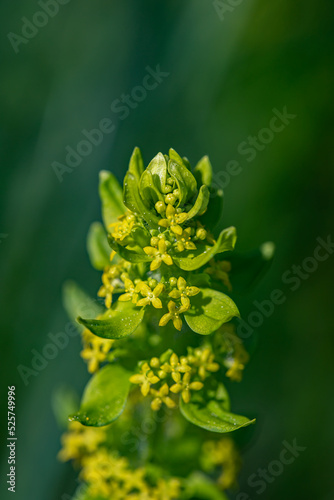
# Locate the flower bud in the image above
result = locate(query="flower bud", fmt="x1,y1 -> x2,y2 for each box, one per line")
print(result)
165,193 -> 177,205
150,236 -> 159,247
148,279 -> 158,289
169,277 -> 177,287
155,201 -> 166,214
196,228 -> 207,240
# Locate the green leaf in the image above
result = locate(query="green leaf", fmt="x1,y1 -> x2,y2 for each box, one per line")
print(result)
187,185 -> 210,219
70,364 -> 131,426
123,172 -> 160,227
128,146 -> 144,181
199,188 -> 224,231
87,222 -> 111,270
184,288 -> 240,335
193,155 -> 213,187
228,241 -> 275,293
108,236 -> 152,263
174,227 -> 237,271
169,148 -> 190,170
180,397 -> 255,433
139,152 -> 167,204
168,160 -> 197,206
99,171 -> 125,229
77,300 -> 145,339
184,472 -> 229,500
62,281 -> 104,332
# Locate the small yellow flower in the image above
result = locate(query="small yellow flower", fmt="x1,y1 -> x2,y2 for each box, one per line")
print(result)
143,239 -> 173,271
58,421 -> 106,462
170,371 -> 203,403
151,383 -> 177,411
136,282 -> 164,308
152,478 -> 181,500
197,347 -> 220,380
169,353 -> 192,383
168,276 -> 200,309
129,362 -> 160,396
159,204 -> 188,235
225,341 -> 249,382
109,213 -> 135,243
205,259 -> 232,291
159,301 -> 189,331
98,264 -> 121,308
175,227 -> 197,252
118,278 -> 139,304
80,329 -> 115,373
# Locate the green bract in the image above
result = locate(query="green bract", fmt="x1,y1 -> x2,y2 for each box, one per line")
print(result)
60,148 -> 274,500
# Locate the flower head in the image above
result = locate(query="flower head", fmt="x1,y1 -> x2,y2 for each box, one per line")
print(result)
129,362 -> 160,396
150,383 -> 176,411
159,300 -> 189,331
136,282 -> 164,308
175,227 -> 197,252
168,276 -> 200,308
109,213 -> 135,243
169,371 -> 203,403
159,204 -> 188,235
143,238 -> 173,271
118,278 -> 139,304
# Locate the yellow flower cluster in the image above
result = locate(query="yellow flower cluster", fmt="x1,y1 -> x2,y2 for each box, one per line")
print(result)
225,341 -> 249,382
81,328 -> 115,373
201,438 -> 240,490
215,324 -> 249,382
129,347 -> 220,410
81,449 -> 181,500
109,213 -> 136,243
98,252 -> 130,308
59,422 -> 181,500
58,421 -> 106,462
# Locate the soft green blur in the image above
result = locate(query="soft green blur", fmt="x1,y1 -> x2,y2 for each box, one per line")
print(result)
1,1 -> 333,499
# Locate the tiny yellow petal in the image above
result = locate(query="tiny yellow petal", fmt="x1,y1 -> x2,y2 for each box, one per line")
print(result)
177,277 -> 187,290
159,314 -> 171,327
159,219 -> 170,228
181,296 -> 190,309
162,254 -> 173,266
164,397 -> 177,409
170,384 -> 183,394
173,317 -> 182,331
151,398 -> 162,411
189,381 -> 204,391
137,297 -> 150,307
150,258 -> 161,271
166,204 -> 175,217
171,225 -> 183,235
143,246 -> 156,256
152,297 -> 162,309
182,389 -> 190,403
118,293 -> 132,302
153,283 -> 164,296
129,374 -> 144,384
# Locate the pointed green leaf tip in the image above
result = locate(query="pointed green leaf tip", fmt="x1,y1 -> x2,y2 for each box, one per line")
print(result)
77,300 -> 145,340
180,397 -> 255,433
87,221 -> 111,270
62,281 -> 104,332
70,364 -> 131,426
99,170 -> 125,229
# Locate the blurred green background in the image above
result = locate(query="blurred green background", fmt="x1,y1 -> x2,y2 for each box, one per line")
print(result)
1,1 -> 333,499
